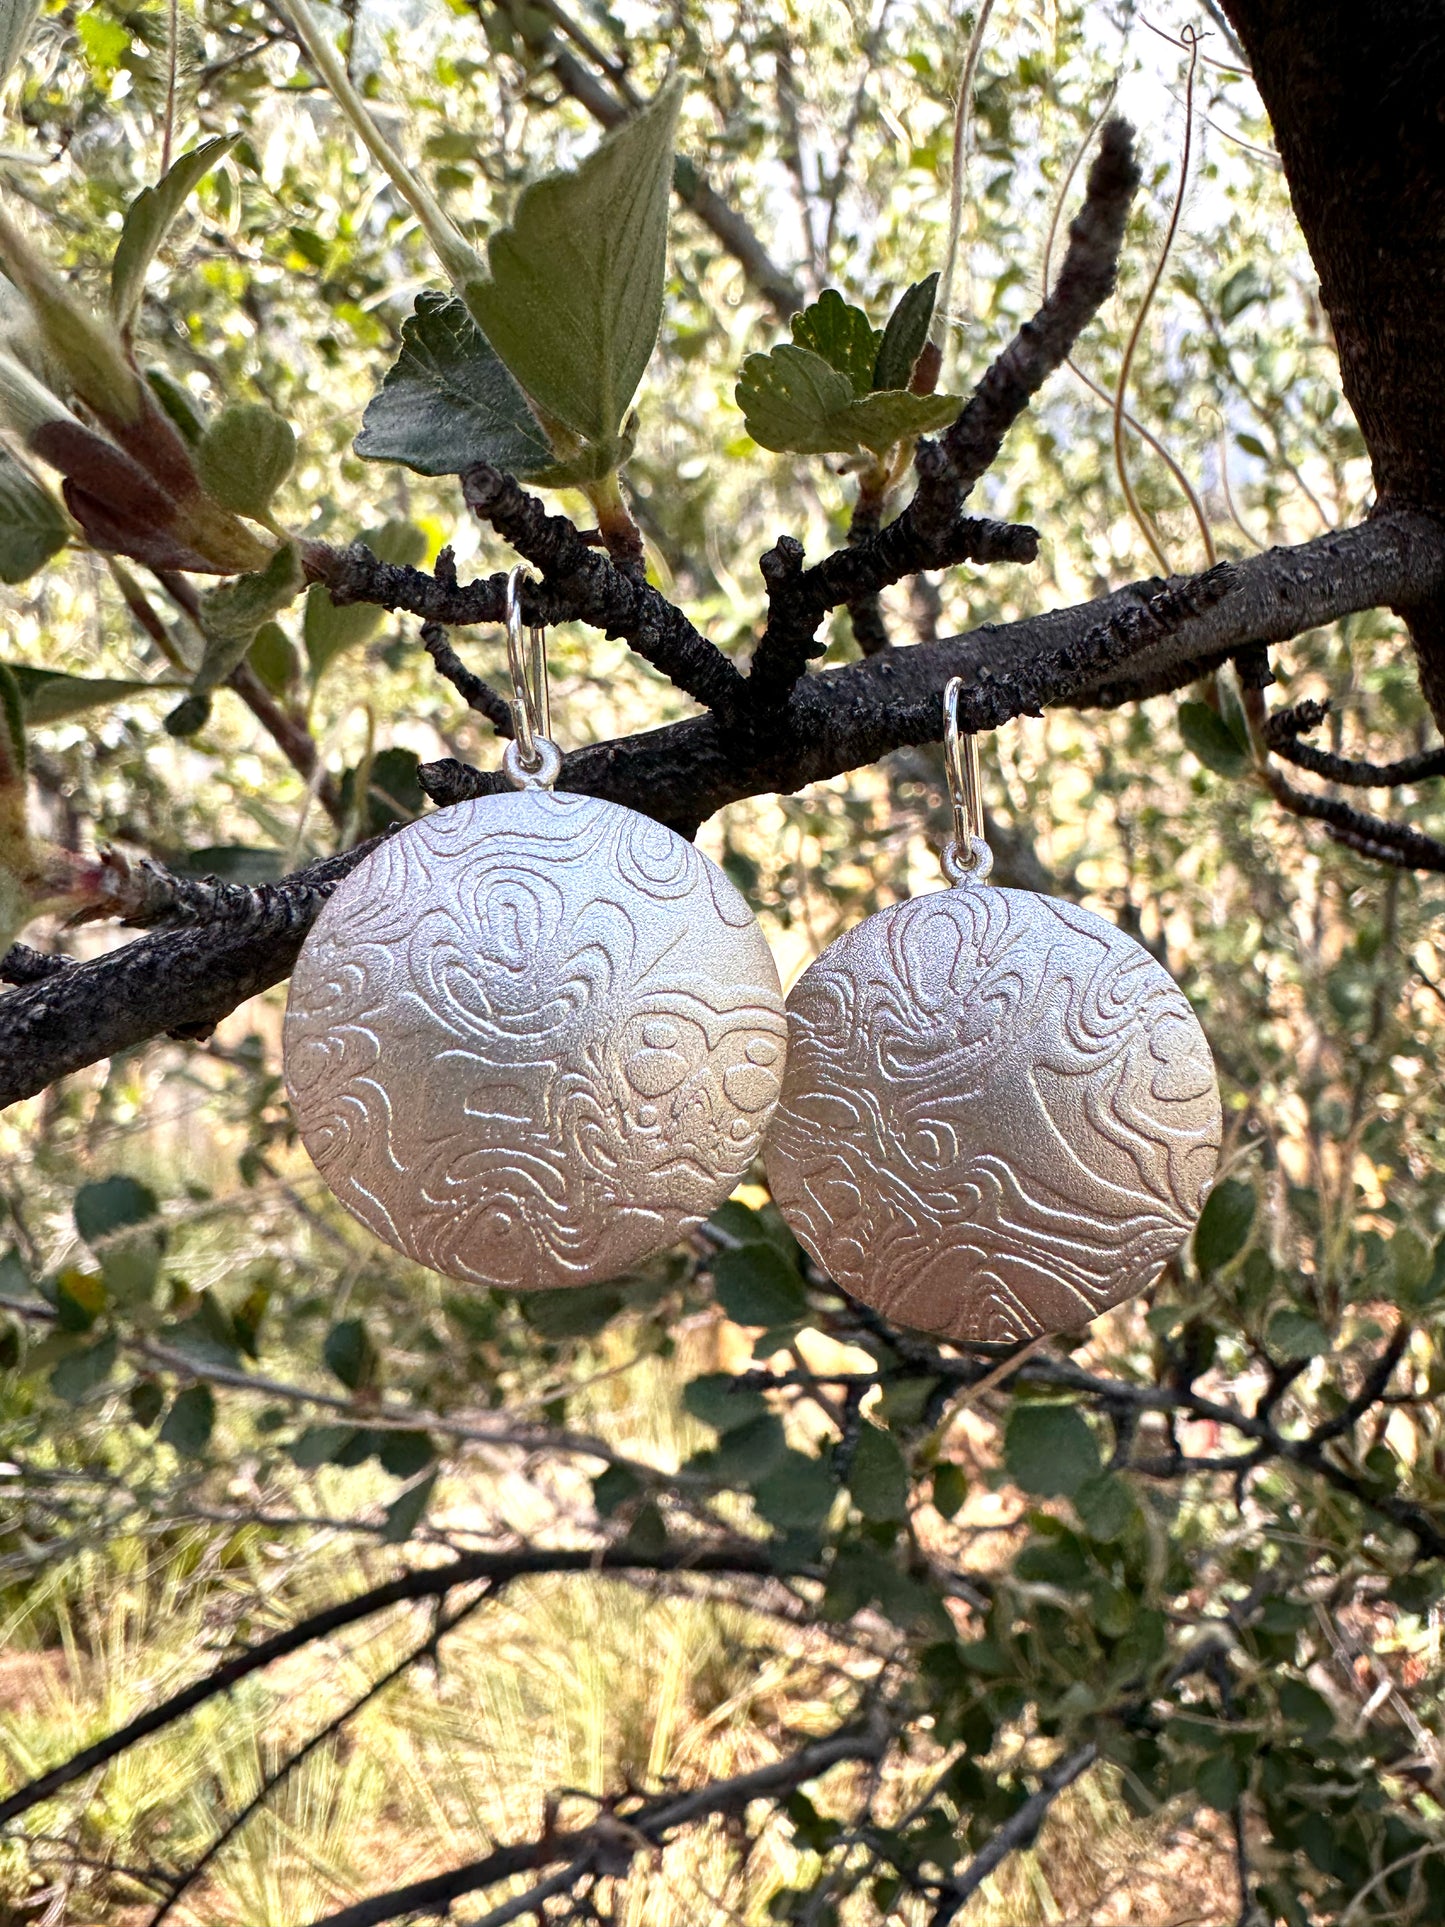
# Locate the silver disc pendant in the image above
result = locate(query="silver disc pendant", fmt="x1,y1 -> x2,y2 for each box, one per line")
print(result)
764,874 -> 1221,1342
284,790 -> 787,1289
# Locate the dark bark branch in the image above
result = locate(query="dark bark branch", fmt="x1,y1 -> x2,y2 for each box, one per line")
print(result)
1265,699 -> 1445,786
744,117 -> 1138,710
0,841 -> 384,1106
927,1743 -> 1099,1926
148,1591 -> 489,1927
461,466 -> 748,719
0,1540 -> 809,1826
1220,1 -> 1445,724
923,117 -> 1141,513
420,620 -> 513,734
5,513 -> 1443,1111
1264,766 -> 1445,873
303,1717 -> 888,1927
0,944 -> 73,986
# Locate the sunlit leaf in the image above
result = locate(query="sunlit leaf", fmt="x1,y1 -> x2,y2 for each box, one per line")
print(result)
463,79 -> 683,451
111,136 -> 241,333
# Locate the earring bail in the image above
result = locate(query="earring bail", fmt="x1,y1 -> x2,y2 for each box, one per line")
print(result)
942,675 -> 992,883
504,564 -> 553,778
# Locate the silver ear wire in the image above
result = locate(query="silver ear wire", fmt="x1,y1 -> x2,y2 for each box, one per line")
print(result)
504,565 -> 553,777
941,675 -> 992,883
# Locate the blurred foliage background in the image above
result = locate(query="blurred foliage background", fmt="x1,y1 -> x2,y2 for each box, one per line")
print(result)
4,1 -> 1445,1922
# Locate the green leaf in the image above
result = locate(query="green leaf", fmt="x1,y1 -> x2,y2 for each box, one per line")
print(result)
1217,262 -> 1269,323
324,1316 -> 379,1392
463,78 -> 683,449
1195,1750 -> 1242,1811
146,366 -> 207,444
0,448 -> 69,584
593,1462 -> 643,1517
682,1372 -> 769,1434
75,1175 -> 158,1246
519,1280 -> 626,1339
0,660 -> 25,786
709,1413 -> 788,1482
735,344 -> 857,454
159,1383 -> 215,1457
382,1472 -> 437,1543
1003,1402 -> 1101,1499
54,1268 -> 105,1331
931,1461 -> 967,1520
1194,1177 -> 1256,1275
355,291 -> 553,478
872,274 -> 938,391
1277,1678 -> 1333,1742
246,622 -> 303,698
110,136 -> 241,333
288,1423 -> 360,1469
713,1243 -> 808,1327
3,665 -> 181,725
304,520 -> 425,678
736,343 -> 960,456
1179,699 -> 1249,777
377,1429 -> 435,1480
1266,1307 -> 1330,1360
193,542 -> 303,696
1073,1472 -> 1137,1542
835,388 -> 962,455
754,1451 -> 836,1531
848,1423 -> 909,1522
49,1332 -> 119,1403
196,404 -> 297,521
129,1378 -> 164,1429
790,289 -> 881,397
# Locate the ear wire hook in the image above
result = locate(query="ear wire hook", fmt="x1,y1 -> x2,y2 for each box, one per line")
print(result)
505,565 -> 551,771
942,675 -> 993,884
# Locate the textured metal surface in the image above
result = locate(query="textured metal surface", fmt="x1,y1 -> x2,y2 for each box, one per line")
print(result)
284,791 -> 787,1289
764,879 -> 1220,1341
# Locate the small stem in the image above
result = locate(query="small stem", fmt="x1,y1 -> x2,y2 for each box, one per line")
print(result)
582,471 -> 646,576
270,0 -> 483,292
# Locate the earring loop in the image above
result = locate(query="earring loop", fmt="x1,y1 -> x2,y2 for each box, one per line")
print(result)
942,675 -> 990,881
505,565 -> 552,773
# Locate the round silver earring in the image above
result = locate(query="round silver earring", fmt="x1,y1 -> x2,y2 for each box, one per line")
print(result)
284,569 -> 788,1290
764,678 -> 1221,1343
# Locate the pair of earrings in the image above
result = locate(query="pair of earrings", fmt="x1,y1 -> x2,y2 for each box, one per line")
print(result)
284,582 -> 1221,1342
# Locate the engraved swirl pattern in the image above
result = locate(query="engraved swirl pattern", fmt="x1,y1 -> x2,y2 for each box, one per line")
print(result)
284,792 -> 787,1289
764,884 -> 1221,1341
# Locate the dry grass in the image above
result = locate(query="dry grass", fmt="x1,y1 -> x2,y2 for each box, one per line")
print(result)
0,1323 -> 1245,1927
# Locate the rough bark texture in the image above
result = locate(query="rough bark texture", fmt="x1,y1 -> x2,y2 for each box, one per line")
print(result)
1221,0 -> 1445,716
4,513 -> 1443,1112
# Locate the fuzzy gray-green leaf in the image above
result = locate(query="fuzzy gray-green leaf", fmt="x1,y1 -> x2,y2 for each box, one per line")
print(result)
110,136 -> 240,333
463,79 -> 683,449
0,447 -> 69,584
872,274 -> 939,391
791,289 -> 882,397
355,291 -> 553,478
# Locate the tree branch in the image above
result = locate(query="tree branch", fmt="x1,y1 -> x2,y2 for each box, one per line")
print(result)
1264,764 -> 1445,872
744,117 -> 1139,710
927,1742 -> 1099,1925
302,1715 -> 889,1927
1265,698 -> 1445,786
461,466 -> 748,718
4,513 -> 1443,1110
420,619 -> 513,733
0,1540 -> 811,1826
